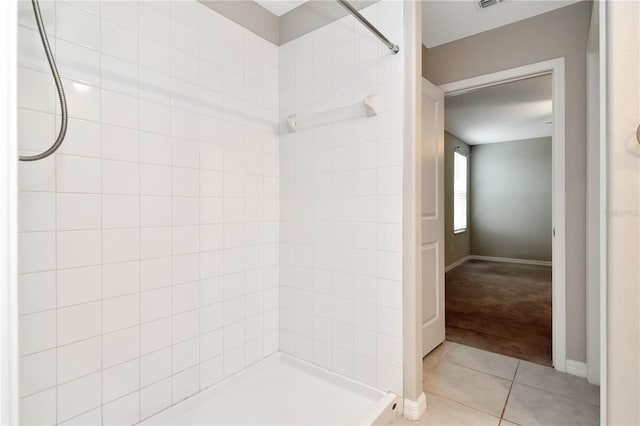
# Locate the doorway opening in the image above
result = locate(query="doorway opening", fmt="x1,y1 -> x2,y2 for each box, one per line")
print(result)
427,58 -> 567,372
443,74 -> 554,366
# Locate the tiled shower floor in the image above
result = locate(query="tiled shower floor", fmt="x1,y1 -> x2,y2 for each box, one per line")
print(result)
394,342 -> 600,426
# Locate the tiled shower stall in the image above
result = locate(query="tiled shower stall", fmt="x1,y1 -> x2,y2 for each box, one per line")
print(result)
16,0 -> 405,423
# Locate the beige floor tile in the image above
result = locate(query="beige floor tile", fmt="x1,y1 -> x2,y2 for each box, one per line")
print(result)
423,341 -> 456,379
423,361 -> 511,417
515,360 -> 600,406
446,344 -> 519,380
499,420 -> 520,426
391,393 -> 500,426
503,383 -> 600,426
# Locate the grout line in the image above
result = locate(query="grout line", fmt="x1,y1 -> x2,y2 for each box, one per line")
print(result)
499,360 -> 520,421
98,5 -> 104,422
421,388 -> 502,421
195,2 -> 202,395
136,0 -> 142,420
168,2 -> 175,408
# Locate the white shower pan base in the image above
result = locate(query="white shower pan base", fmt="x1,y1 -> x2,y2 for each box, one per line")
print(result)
142,353 -> 397,425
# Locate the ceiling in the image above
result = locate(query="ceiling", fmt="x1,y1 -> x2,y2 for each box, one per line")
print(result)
253,0 -> 582,46
254,0 -> 307,16
422,0 -> 581,48
445,74 -> 552,145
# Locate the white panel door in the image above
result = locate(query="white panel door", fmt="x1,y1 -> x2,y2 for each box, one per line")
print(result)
421,78 -> 445,357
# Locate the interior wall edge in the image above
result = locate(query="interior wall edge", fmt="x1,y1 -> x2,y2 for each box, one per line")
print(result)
279,0 -> 379,45
198,0 -> 280,44
401,0 -> 422,413
1,0 -> 18,423
198,0 -> 381,46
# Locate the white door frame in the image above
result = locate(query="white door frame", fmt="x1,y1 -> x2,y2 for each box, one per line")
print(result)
439,58 -> 567,372
586,0 -> 606,387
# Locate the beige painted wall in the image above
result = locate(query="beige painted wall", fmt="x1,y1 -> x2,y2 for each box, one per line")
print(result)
470,138 -> 552,262
606,0 -> 640,422
444,132 -> 470,267
423,1 -> 592,362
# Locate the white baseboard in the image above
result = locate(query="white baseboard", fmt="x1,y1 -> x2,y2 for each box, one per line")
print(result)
403,392 -> 426,421
565,359 -> 587,378
445,256 -> 471,272
467,255 -> 552,267
444,255 -> 551,272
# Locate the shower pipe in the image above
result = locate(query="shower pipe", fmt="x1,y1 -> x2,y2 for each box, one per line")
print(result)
19,0 -> 68,162
335,0 -> 400,54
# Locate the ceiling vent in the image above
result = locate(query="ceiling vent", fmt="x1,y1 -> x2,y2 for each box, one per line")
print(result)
477,0 -> 505,9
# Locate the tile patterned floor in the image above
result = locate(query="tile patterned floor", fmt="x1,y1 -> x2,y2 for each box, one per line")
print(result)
392,342 -> 600,426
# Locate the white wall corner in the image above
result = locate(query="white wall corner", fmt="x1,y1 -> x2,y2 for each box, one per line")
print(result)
1,0 -> 18,423
403,392 -> 427,421
565,359 -> 588,378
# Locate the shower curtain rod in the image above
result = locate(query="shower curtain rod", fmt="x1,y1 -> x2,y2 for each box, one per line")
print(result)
335,0 -> 400,54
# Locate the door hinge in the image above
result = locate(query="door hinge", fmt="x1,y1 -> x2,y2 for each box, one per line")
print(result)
553,228 -> 556,237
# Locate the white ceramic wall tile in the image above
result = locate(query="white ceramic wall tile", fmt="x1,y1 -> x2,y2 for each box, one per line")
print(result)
17,108 -> 56,155
59,407 -> 102,426
140,5 -> 170,44
63,80 -> 101,122
18,68 -> 56,113
103,261 -> 139,298
56,193 -> 101,231
103,391 -> 140,426
56,117 -> 102,158
17,24 -> 51,75
278,0 -> 404,396
56,39 -> 101,87
56,155 -> 101,194
101,0 -> 137,30
20,349 -> 56,397
102,326 -> 140,369
102,124 -> 139,162
57,374 -> 101,423
141,318 -> 172,355
140,347 -> 172,387
56,1 -> 100,49
102,159 -> 139,195
102,194 -> 139,229
172,365 -> 199,402
102,228 -> 139,264
57,301 -> 102,346
57,337 -> 101,384
19,388 -> 57,426
57,266 -> 101,307
19,271 -> 56,315
57,230 -> 101,269
102,359 -> 139,403
139,36 -> 171,77
102,19 -> 139,64
103,293 -> 139,334
102,90 -> 139,130
140,378 -> 172,420
18,231 -> 55,274
172,338 -> 199,373
15,0 -> 408,421
18,154 -> 56,193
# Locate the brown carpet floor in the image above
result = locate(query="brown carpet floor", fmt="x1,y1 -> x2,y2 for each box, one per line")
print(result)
445,260 -> 553,366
